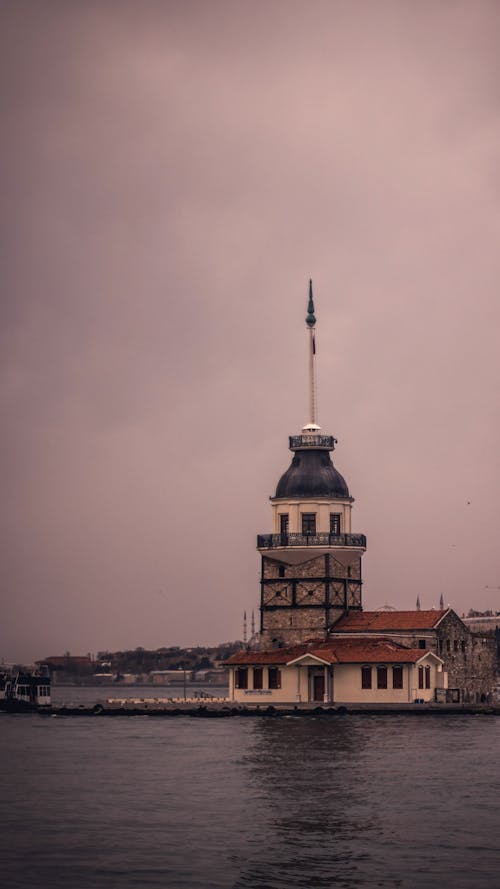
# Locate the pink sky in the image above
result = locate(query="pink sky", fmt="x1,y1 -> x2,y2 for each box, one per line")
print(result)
1,1 -> 499,662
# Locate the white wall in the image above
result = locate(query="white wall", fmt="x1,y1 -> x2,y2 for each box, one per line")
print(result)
271,498 -> 353,534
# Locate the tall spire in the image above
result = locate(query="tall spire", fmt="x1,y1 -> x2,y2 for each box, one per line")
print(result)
305,279 -> 318,428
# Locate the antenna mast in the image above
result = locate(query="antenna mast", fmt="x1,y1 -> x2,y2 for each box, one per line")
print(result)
305,279 -> 317,426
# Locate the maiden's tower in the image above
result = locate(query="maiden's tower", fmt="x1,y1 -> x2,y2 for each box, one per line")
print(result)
257,282 -> 366,647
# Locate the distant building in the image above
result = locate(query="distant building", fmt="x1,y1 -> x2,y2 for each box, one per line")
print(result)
39,655 -> 92,670
150,670 -> 192,685
330,609 -> 495,703
38,655 -> 94,682
463,614 -> 500,633
225,284 -> 496,705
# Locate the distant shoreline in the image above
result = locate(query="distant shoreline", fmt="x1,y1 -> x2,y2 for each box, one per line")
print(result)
51,680 -> 229,688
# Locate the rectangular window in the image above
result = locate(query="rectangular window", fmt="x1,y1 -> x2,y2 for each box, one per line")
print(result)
418,639 -> 426,649
418,665 -> 424,689
278,564 -> 286,578
302,513 -> 316,535
268,667 -> 281,689
279,514 -> 289,534
392,666 -> 403,689
253,667 -> 263,690
446,639 -> 451,652
330,513 -> 341,535
377,666 -> 388,689
361,666 -> 372,689
235,667 -> 248,689
425,666 -> 431,689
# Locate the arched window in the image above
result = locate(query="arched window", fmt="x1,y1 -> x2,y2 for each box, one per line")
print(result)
268,667 -> 281,689
377,666 -> 387,689
361,666 -> 372,689
253,667 -> 263,690
425,665 -> 431,689
235,667 -> 248,689
392,665 -> 403,689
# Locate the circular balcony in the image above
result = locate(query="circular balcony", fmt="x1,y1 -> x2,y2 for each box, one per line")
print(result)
257,532 -> 366,550
289,434 -> 336,451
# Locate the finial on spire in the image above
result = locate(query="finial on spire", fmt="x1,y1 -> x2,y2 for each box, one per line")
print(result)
306,279 -> 316,327
305,280 -> 318,427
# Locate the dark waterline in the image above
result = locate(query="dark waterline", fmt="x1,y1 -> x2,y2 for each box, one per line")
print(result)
1,712 -> 498,889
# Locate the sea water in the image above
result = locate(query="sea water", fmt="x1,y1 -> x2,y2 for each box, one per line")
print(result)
0,708 -> 499,888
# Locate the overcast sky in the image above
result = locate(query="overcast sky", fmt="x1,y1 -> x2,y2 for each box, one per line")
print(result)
1,0 -> 499,663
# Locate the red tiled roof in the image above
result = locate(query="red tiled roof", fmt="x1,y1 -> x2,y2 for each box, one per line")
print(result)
225,644 -> 310,666
225,637 -> 438,667
331,610 -> 448,632
312,640 -> 433,664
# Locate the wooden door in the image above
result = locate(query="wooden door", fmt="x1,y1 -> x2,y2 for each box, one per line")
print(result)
313,673 -> 325,701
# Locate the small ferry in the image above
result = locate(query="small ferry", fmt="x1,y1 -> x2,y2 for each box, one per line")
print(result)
0,666 -> 51,711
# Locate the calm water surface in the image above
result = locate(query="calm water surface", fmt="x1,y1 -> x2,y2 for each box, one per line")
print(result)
0,708 -> 499,889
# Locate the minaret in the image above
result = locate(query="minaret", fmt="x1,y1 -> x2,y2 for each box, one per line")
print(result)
257,282 -> 366,647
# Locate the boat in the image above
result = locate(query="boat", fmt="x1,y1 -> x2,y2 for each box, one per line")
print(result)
0,665 -> 51,711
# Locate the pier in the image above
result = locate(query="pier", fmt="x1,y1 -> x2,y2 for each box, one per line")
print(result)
34,699 -> 500,717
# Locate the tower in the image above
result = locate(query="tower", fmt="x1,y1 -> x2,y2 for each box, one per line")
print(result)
257,282 -> 366,646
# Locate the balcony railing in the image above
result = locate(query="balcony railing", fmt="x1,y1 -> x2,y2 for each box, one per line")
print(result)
257,532 -> 367,549
289,434 -> 336,450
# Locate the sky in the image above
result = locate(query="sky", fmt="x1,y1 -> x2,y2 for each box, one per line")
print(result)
1,0 -> 500,664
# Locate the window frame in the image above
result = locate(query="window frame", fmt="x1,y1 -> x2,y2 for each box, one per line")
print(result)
268,667 -> 281,690
418,665 -> 424,689
392,665 -> 403,689
279,513 -> 289,535
376,666 -> 388,690
253,667 -> 263,690
330,513 -> 341,535
361,665 -> 372,689
235,667 -> 248,689
301,513 -> 317,535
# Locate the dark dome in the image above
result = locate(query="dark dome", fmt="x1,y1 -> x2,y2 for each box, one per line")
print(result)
275,449 -> 350,499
